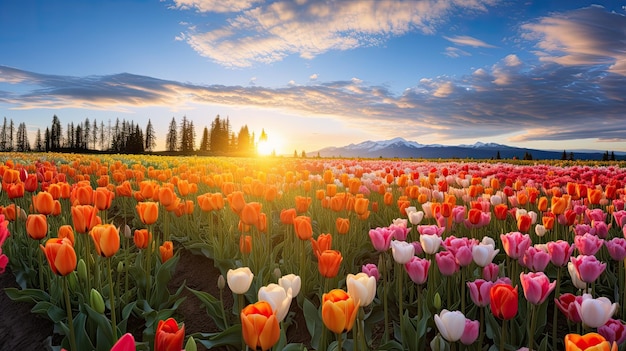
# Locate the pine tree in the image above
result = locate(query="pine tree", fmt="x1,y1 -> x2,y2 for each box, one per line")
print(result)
561,150 -> 567,160
145,119 -> 156,152
0,117 -> 7,151
35,129 -> 43,152
199,127 -> 209,152
166,117 -> 178,152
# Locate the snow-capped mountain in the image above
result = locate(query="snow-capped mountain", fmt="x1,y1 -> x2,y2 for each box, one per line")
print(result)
308,138 -> 615,160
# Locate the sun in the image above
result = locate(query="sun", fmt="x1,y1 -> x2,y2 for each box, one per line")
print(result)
257,136 -> 283,156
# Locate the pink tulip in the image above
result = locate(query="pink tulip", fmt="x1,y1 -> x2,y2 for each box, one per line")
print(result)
574,224 -> 593,236
388,223 -> 410,241
613,210 -> 626,227
574,233 -> 604,256
546,240 -> 575,267
586,208 -> 606,222
570,255 -> 606,284
435,251 -> 459,276
521,246 -> 550,272
500,232 -> 531,259
0,248 -> 8,274
362,263 -> 380,281
411,241 -> 423,256
404,256 -> 430,285
605,237 -> 626,261
467,279 -> 493,307
452,205 -> 466,223
111,333 -> 136,351
443,236 -> 476,267
592,221 -> 609,239
598,318 -> 626,345
555,293 -> 582,323
369,227 -> 394,252
460,318 -> 480,345
417,224 -> 445,236
482,263 -> 499,282
520,272 -> 556,305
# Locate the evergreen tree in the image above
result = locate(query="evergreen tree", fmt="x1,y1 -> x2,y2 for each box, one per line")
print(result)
0,117 -> 7,151
15,122 -> 30,152
92,119 -> 98,149
496,151 -> 501,160
145,119 -> 156,152
51,115 -> 62,150
237,125 -> 252,153
611,151 -> 616,161
35,129 -> 43,152
561,150 -> 567,160
8,119 -> 14,151
166,117 -> 178,152
569,152 -> 574,161
83,118 -> 90,149
603,151 -> 609,161
44,127 -> 51,151
199,127 -> 210,152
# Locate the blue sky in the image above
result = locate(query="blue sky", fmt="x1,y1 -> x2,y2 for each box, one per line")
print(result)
1,0 -> 625,154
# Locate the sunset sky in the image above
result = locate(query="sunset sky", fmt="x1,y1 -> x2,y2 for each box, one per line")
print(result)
1,0 -> 625,154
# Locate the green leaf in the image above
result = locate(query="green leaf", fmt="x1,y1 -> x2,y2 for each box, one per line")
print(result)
280,343 -> 308,351
192,324 -> 242,349
303,298 -> 320,349
376,340 -> 404,350
4,287 -> 51,304
186,287 -> 227,330
83,302 -> 115,346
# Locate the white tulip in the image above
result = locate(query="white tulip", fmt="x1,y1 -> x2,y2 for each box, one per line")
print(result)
434,309 -> 466,342
575,294 -> 617,328
258,283 -> 293,322
472,244 -> 499,267
391,240 -> 415,264
346,273 -> 376,306
420,234 -> 442,255
226,267 -> 254,294
278,274 -> 301,298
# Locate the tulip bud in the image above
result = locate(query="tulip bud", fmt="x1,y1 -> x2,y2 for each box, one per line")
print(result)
77,259 -> 87,282
68,271 -> 78,291
117,261 -> 125,273
434,292 -> 442,310
217,275 -> 225,290
429,334 -> 448,351
90,288 -> 106,314
184,336 -> 197,351
273,267 -> 282,281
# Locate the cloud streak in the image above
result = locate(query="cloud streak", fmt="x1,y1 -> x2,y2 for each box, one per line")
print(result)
176,0 -> 500,67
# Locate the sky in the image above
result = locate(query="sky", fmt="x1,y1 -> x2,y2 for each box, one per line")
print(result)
1,0 -> 626,155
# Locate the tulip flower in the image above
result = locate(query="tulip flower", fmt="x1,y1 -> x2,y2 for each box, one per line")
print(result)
293,216 -> 313,240
239,235 -> 252,255
521,246 -> 550,272
321,289 -> 358,334
362,263 -> 380,281
604,238 -> 626,261
405,256 -> 430,285
227,267 -> 254,294
32,191 -> 55,215
483,262 -> 500,282
568,261 -> 589,290
555,293 -> 583,323
490,283 -> 518,320
136,201 -> 159,225
435,251 -> 459,276
390,240 -> 415,264
460,318 -> 480,345
279,208 -> 296,225
520,272 -> 556,305
547,240 -> 575,267
159,241 -> 174,263
472,237 -> 499,267
26,214 -> 48,240
111,333 -> 136,351
346,273 -> 376,306
71,204 -> 101,233
598,319 -> 626,345
335,217 -> 350,235
40,238 -> 77,276
501,231 -> 531,260
434,309 -> 466,342
467,279 -> 494,307
258,283 -> 293,322
155,318 -> 185,351
317,249 -> 342,278
369,227 -> 394,252
575,294 -> 617,328
89,224 -> 120,258
575,233 -> 604,256
133,229 -> 151,250
278,274 -> 301,298
240,301 -> 280,351
420,234 -> 442,255
408,210 -> 424,225
564,333 -> 617,351
93,187 -> 114,211
570,255 -> 606,284
0,248 -> 8,274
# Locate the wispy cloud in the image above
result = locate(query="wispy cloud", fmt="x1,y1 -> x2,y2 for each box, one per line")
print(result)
521,5 -> 626,76
175,0 -> 500,67
443,35 -> 496,48
2,45 -> 625,144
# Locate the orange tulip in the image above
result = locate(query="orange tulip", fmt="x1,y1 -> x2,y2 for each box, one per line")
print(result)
311,233 -> 333,258
383,192 -> 393,206
160,241 -> 174,263
317,249 -> 342,278
587,189 -> 603,205
321,289 -> 357,334
257,212 -> 267,233
6,182 -> 24,199
90,224 -> 120,258
227,191 -> 246,214
154,318 -> 185,351
537,196 -> 548,212
240,301 -> 280,351
71,183 -> 93,206
354,198 -> 369,216
40,237 -> 76,276
280,208 -> 296,225
543,213 -> 555,230
47,183 -> 62,199
326,184 -> 337,197
24,174 -> 38,192
239,235 -> 252,254
335,217 -> 349,235
133,229 -> 151,250
115,181 -> 133,197
551,196 -> 567,215
517,214 -> 532,233
136,201 -> 159,225
240,202 -> 261,226
490,283 -> 518,320
32,191 -> 55,215
26,214 -> 48,240
57,225 -> 75,246
138,181 -> 157,201
71,205 -> 101,234
1,204 -> 17,221
177,179 -> 190,197
564,333 -> 617,351
293,216 -> 313,240
93,187 -> 115,211
494,204 -> 509,221
295,196 -> 312,214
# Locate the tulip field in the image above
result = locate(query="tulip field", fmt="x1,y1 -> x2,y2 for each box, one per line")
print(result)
2,153 -> 626,351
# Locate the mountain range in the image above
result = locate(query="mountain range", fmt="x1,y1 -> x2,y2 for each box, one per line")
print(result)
308,137 -> 623,160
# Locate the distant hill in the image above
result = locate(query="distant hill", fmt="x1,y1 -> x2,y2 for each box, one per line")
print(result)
307,137 -> 622,160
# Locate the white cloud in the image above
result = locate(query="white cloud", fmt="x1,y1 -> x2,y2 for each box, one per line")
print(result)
170,0 -> 261,13
309,73 -> 318,80
177,0 -> 500,67
443,35 -> 496,48
444,47 -> 471,58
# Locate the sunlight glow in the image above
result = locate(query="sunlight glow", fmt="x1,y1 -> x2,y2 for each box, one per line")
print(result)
257,136 -> 284,156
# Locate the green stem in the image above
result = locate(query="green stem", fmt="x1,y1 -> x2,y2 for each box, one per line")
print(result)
239,293 -> 245,351
397,263 -> 405,347
38,243 -> 45,290
501,319 -> 506,351
552,267 -> 562,351
337,332 -> 343,351
300,239 -> 306,296
63,276 -> 77,351
107,258 -> 118,341
220,287 -> 229,328
382,253 -> 389,343
84,235 -> 92,293
529,304 -> 536,351
479,307 -> 484,350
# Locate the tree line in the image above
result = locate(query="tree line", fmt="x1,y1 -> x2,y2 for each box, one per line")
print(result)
0,115 -> 268,156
